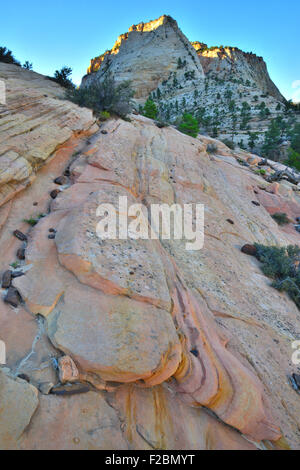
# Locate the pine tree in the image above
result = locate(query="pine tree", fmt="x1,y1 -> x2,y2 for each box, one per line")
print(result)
248,132 -> 259,150
178,113 -> 199,138
143,99 -> 158,119
262,119 -> 281,157
290,123 -> 300,154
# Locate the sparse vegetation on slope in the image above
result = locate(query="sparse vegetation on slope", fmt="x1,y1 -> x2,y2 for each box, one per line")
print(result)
271,212 -> 290,226
66,74 -> 134,117
254,244 -> 300,309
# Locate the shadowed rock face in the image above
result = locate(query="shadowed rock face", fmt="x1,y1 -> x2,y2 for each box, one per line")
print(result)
0,64 -> 300,450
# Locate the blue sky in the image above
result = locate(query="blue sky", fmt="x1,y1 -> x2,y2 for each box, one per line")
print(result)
1,0 -> 299,100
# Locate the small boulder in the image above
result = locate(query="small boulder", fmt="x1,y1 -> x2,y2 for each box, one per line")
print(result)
2,270 -> 12,288
241,244 -> 257,256
48,233 -> 55,239
54,176 -> 68,185
13,230 -> 27,241
247,156 -> 260,166
251,201 -> 260,206
292,373 -> 300,389
39,382 -> 54,395
50,189 -> 60,199
226,219 -> 234,225
16,247 -> 25,260
50,383 -> 90,396
4,287 -> 22,307
17,373 -> 30,382
58,355 -> 79,384
101,130 -> 108,135
190,348 -> 199,357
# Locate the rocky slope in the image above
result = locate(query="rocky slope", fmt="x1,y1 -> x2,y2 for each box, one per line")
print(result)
0,64 -> 300,450
0,63 -> 97,207
83,15 -> 297,153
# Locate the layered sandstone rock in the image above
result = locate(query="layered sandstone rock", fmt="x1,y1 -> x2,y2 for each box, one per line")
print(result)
0,65 -> 300,450
83,15 -> 204,100
192,43 -> 283,102
0,63 -> 97,206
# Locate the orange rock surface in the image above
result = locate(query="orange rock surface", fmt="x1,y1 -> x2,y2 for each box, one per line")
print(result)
0,65 -> 300,450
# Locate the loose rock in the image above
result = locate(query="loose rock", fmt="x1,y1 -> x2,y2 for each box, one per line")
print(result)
54,176 -> 68,185
17,373 -> 30,382
241,244 -> 257,256
292,373 -> 300,389
16,247 -> 25,260
50,383 -> 90,396
4,287 -> 22,307
39,382 -> 54,395
50,189 -> 60,199
251,201 -> 260,206
2,270 -> 12,288
13,230 -> 27,241
58,356 -> 79,384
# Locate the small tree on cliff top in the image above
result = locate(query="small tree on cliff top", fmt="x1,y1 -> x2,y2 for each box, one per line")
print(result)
66,74 -> 134,118
53,66 -> 75,89
0,47 -> 20,65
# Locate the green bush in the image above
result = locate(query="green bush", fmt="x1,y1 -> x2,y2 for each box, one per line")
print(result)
23,217 -> 38,227
290,123 -> 300,154
255,168 -> 266,176
221,138 -> 235,150
178,113 -> 199,138
271,212 -> 290,226
206,143 -> 218,154
23,61 -> 33,70
66,75 -> 134,118
284,148 -> 300,171
23,213 -> 46,226
98,110 -> 110,121
143,99 -> 158,119
254,244 -> 300,308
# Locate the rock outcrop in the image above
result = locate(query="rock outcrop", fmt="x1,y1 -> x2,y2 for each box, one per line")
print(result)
0,63 -> 97,207
192,43 -> 283,102
83,15 -> 204,100
0,64 -> 300,450
82,15 -> 297,154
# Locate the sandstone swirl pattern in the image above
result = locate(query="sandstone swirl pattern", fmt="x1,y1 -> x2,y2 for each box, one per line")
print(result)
0,65 -> 300,449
